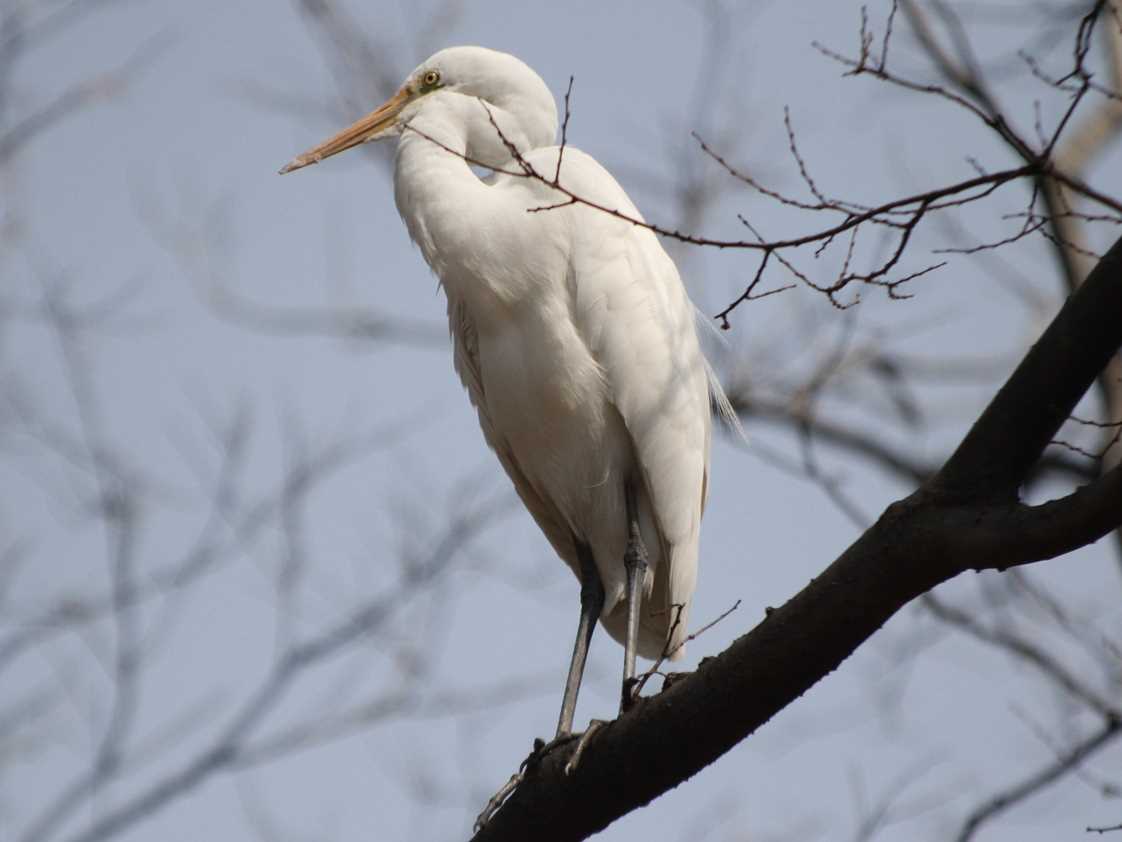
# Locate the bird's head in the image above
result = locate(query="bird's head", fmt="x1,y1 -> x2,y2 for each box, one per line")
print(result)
279,46 -> 558,175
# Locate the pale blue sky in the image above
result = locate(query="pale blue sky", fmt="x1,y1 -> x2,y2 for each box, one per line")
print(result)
5,2 -> 1121,841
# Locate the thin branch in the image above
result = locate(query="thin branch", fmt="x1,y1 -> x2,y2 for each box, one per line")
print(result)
404,106 -> 1040,316
50,497 -> 503,842
0,31 -> 169,165
922,594 -> 1120,718
955,719 -> 1122,842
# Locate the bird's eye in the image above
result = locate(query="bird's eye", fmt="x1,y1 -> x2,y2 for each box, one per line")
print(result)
421,70 -> 441,88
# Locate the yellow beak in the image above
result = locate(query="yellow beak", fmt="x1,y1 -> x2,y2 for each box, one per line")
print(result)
278,87 -> 412,175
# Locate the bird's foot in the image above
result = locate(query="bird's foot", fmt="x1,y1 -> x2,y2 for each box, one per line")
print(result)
528,731 -> 580,766
473,733 -> 580,831
563,719 -> 607,775
473,768 -> 522,833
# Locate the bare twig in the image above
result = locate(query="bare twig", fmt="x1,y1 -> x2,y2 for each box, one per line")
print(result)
46,496 -> 503,842
630,600 -> 742,700
406,102 -> 1047,316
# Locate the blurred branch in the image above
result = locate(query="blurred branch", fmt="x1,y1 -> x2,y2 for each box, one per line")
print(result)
292,0 -> 464,102
0,1 -> 128,60
955,718 -> 1121,842
34,495 -> 504,842
137,167 -> 448,352
256,0 -> 464,172
19,272 -> 147,842
847,758 -> 950,842
731,392 -> 1099,488
922,593 -> 1119,718
923,589 -> 1122,840
205,283 -> 447,348
0,406 -> 407,673
233,672 -> 553,768
0,30 -> 169,166
1005,569 -> 1122,680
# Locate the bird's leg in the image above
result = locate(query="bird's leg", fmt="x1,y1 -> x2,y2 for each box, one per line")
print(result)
477,546 -> 603,830
621,479 -> 649,712
556,539 -> 604,738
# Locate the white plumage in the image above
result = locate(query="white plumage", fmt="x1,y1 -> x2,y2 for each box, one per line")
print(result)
281,46 -> 717,733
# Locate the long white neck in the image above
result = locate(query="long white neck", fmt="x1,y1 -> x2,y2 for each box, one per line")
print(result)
395,108 -> 476,268
393,95 -> 538,308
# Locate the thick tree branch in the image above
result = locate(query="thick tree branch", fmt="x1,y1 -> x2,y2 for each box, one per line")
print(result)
934,233 -> 1122,500
939,464 -> 1122,568
472,234 -> 1122,842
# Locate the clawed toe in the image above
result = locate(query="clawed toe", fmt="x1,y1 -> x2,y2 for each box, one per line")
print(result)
474,767 -> 522,833
563,719 -> 607,775
474,732 -> 580,831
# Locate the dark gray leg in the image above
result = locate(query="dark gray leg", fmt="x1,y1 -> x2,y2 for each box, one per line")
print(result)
622,480 -> 649,707
556,540 -> 604,737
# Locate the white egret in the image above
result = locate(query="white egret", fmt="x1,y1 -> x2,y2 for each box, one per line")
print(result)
280,46 -> 721,737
